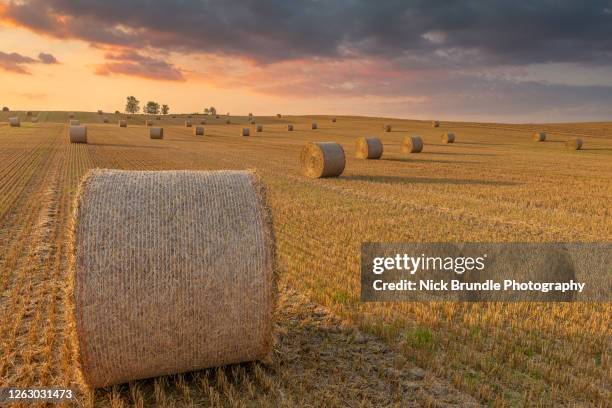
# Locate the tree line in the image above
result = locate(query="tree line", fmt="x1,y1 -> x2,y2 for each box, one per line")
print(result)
124,96 -> 218,116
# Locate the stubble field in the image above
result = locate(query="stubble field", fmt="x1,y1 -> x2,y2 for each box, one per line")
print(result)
0,111 -> 610,407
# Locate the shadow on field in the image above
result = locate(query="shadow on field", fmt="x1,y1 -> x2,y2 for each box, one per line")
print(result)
343,174 -> 519,186
88,143 -> 166,149
381,157 -> 477,165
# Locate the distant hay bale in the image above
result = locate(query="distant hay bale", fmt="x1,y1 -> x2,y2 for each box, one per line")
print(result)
216,115 -> 220,119
70,169 -> 276,388
242,128 -> 250,137
402,136 -> 423,153
250,120 -> 256,125
384,124 -> 392,132
257,124 -> 263,132
355,137 -> 383,159
69,125 -> 87,143
277,114 -> 282,118
145,120 -> 152,127
194,126 -> 204,136
533,132 -> 546,142
188,115 -> 192,118
566,138 -> 583,150
70,119 -> 80,126
311,123 -> 318,130
300,142 -> 346,178
185,120 -> 192,127
119,120 -> 127,127
150,127 -> 164,139
200,120 -> 206,125
172,115 -> 176,119
432,120 -> 440,128
97,110 -> 103,115
287,124 -> 294,131
441,132 -> 455,143
226,119 -> 231,124
9,117 -> 20,127
332,118 -> 337,123
69,113 -> 75,119
103,117 -> 109,123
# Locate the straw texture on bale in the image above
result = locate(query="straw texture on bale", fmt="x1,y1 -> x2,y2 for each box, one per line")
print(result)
300,142 -> 346,178
402,136 -> 423,153
149,127 -> 163,139
355,137 -> 383,159
287,124 -> 294,131
257,124 -> 263,132
194,126 -> 204,136
533,132 -> 546,142
70,119 -> 80,126
69,126 -> 87,143
384,124 -> 392,132
311,123 -> 318,130
566,138 -> 583,150
185,120 -> 192,127
242,128 -> 250,136
119,120 -> 127,127
9,117 -> 20,127
441,133 -> 455,143
70,169 -> 276,388
432,120 -> 440,128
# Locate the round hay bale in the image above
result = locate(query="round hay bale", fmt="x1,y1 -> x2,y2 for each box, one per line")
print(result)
145,120 -> 152,127
9,117 -> 20,127
277,114 -> 281,118
200,120 -> 206,125
70,169 -> 276,388
119,120 -> 127,128
566,138 -> 583,150
441,132 -> 455,143
287,124 -> 294,131
97,110 -> 103,115
69,125 -> 87,143
384,124 -> 392,132
332,118 -> 337,123
300,142 -> 346,178
402,136 -> 423,153
172,115 -> 176,119
194,126 -> 204,136
185,120 -> 192,127
250,120 -> 256,125
150,127 -> 164,139
311,123 -> 318,130
226,119 -> 231,124
432,120 -> 440,128
216,115 -> 220,119
102,117 -> 109,123
256,124 -> 263,132
242,128 -> 250,137
355,137 -> 383,159
69,113 -> 75,119
533,132 -> 546,142
70,119 -> 80,126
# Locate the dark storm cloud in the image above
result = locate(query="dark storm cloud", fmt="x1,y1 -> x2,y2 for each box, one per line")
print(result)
95,51 -> 185,81
2,0 -> 612,65
0,51 -> 59,73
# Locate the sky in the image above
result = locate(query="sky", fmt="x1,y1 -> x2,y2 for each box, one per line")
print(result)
1,0 -> 612,123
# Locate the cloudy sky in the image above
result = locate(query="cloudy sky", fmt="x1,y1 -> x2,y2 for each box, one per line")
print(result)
1,0 -> 612,122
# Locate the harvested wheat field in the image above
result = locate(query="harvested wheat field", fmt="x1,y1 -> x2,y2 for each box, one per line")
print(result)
0,113 -> 611,407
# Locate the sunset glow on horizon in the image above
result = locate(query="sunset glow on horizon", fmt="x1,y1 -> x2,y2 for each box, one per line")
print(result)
1,1 -> 612,123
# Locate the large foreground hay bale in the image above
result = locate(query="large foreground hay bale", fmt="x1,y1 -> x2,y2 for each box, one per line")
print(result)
70,169 -> 276,388
9,117 -> 20,127
69,126 -> 87,143
119,120 -> 127,127
150,127 -> 163,139
402,136 -> 423,153
533,132 -> 546,142
287,124 -> 294,131
311,123 -> 318,130
70,119 -> 80,126
432,120 -> 440,128
355,137 -> 383,159
242,128 -> 250,136
441,132 -> 455,143
194,126 -> 204,136
384,124 -> 392,132
257,124 -> 263,132
566,138 -> 583,150
185,120 -> 192,127
300,142 -> 345,178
